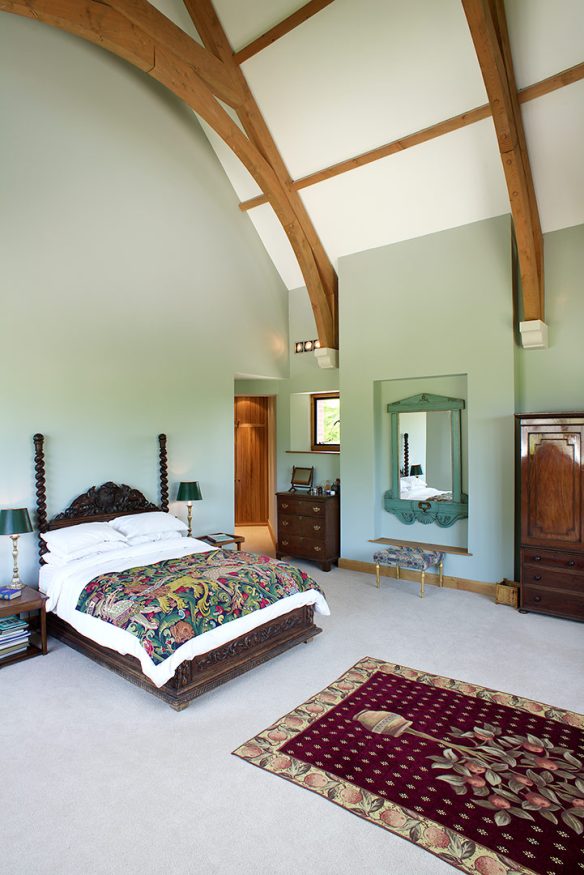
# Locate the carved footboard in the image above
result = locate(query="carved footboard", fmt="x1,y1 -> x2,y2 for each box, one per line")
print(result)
48,605 -> 321,710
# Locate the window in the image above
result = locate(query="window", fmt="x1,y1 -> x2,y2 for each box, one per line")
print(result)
311,392 -> 340,452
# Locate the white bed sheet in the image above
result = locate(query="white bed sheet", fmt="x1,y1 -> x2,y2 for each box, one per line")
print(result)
39,538 -> 330,688
404,485 -> 450,501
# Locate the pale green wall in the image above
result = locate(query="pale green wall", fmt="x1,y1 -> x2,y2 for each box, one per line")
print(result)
516,223 -> 584,413
339,216 -> 515,583
236,287 -> 340,494
0,16 -> 288,583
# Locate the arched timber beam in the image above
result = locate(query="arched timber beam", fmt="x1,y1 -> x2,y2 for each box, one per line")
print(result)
1,0 -> 337,348
183,0 -> 338,349
462,0 -> 544,324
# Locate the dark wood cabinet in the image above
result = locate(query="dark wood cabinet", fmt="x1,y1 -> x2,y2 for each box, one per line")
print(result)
516,413 -> 584,621
276,492 -> 340,572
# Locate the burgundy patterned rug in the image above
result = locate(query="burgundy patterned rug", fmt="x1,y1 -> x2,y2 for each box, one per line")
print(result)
233,658 -> 584,875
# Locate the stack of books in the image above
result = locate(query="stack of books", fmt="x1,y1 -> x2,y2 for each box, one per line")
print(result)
0,616 -> 30,661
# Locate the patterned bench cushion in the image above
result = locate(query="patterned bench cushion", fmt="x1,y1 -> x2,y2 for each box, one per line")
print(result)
373,546 -> 444,570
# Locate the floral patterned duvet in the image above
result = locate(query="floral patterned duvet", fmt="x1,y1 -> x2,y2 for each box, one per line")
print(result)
76,549 -> 323,665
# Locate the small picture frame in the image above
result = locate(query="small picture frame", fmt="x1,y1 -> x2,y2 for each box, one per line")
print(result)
290,466 -> 314,491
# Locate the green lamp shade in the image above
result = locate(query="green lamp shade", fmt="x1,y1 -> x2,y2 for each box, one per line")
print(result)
0,507 -> 33,535
410,465 -> 423,476
177,481 -> 202,502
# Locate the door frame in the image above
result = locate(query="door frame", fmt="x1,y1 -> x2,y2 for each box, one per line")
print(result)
234,394 -> 277,544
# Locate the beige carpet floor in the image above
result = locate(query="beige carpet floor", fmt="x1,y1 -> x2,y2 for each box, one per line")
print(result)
1,563 -> 582,875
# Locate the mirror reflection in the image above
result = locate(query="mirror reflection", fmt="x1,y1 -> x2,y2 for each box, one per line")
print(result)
399,411 -> 453,502
384,391 -> 468,528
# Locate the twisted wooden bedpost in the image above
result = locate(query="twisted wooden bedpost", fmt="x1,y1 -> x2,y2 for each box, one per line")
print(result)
402,432 -> 409,477
158,434 -> 169,512
34,433 -> 47,560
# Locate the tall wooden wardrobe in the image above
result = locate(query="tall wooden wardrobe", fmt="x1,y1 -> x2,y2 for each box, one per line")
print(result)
516,413 -> 584,621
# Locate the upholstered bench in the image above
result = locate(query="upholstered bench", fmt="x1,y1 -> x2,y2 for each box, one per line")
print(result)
373,546 -> 444,598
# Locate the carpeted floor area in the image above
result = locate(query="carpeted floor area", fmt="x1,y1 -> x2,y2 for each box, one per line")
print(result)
1,563 -> 582,875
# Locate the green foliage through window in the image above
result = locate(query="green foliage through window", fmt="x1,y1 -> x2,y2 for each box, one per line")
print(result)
311,393 -> 340,451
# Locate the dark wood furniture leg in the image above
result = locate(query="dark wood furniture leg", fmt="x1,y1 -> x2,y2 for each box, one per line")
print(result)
40,600 -> 47,655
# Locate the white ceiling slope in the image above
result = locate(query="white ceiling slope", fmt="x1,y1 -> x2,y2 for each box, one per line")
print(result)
160,0 -> 584,290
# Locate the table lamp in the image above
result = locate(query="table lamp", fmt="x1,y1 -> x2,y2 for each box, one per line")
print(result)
176,482 -> 202,537
0,507 -> 33,590
410,464 -> 423,479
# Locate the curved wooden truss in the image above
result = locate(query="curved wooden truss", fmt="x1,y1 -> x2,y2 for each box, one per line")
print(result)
1,0 -> 338,348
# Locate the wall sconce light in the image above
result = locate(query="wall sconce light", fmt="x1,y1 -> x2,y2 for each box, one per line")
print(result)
295,339 -> 321,353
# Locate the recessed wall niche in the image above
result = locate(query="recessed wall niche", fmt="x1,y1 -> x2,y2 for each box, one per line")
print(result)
373,374 -> 468,549
288,392 -> 340,489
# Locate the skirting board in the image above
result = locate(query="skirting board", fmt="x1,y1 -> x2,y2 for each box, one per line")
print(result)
338,558 -> 494,597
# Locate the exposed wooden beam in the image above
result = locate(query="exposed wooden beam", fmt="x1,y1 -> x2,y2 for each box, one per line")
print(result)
239,104 -> 492,211
233,0 -> 334,65
184,0 -> 338,348
462,0 -> 543,321
106,0 -> 243,107
1,0 -> 336,344
0,0 -> 242,107
520,59 -> 584,102
239,59 -> 584,212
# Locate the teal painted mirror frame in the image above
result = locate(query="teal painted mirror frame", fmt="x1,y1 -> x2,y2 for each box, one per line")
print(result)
383,392 -> 468,527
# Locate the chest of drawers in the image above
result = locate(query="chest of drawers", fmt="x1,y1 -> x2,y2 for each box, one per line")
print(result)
276,492 -> 339,572
516,413 -> 584,622
520,547 -> 584,621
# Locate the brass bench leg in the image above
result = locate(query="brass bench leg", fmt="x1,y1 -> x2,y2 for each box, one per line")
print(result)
439,561 -> 444,587
396,565 -> 400,580
420,570 -> 425,598
376,563 -> 380,588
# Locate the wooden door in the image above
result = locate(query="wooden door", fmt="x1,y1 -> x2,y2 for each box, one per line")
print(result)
520,420 -> 583,548
235,396 -> 269,525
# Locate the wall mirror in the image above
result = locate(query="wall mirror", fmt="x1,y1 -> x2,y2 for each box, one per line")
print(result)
384,393 -> 468,527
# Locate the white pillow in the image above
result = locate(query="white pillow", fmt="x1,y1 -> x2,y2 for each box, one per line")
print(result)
109,511 -> 187,539
43,541 -> 127,565
126,531 -> 186,547
41,522 -> 126,554
401,475 -> 427,491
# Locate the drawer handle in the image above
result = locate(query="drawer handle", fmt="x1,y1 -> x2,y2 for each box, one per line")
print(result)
312,506 -> 321,513
533,575 -> 542,581
281,503 -> 289,509
313,524 -> 321,531
534,595 -> 541,603
282,520 -> 289,527
568,560 -> 576,567
313,546 -> 321,552
281,540 -> 289,546
533,555 -> 541,562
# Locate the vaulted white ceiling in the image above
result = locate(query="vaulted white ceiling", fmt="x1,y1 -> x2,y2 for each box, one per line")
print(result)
157,0 -> 584,290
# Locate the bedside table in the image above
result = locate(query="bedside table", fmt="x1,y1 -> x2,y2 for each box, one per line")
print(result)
0,586 -> 48,668
197,533 -> 245,551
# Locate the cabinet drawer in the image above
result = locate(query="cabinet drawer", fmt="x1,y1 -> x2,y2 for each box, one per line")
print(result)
522,564 -> 583,593
277,497 -> 326,518
279,514 -> 326,538
278,535 -> 329,560
521,548 -> 584,573
522,585 -> 584,620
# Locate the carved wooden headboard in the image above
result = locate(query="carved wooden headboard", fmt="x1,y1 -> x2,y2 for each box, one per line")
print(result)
33,433 -> 169,558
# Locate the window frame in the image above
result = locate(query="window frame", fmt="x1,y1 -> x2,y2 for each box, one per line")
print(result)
310,392 -> 340,452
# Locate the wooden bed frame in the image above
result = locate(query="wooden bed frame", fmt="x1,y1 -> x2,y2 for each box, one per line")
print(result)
34,434 -> 321,710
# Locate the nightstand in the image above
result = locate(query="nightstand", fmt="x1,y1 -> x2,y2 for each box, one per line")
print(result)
197,533 -> 245,551
0,586 -> 48,668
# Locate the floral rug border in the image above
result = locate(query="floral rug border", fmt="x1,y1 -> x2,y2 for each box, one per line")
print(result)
233,657 -> 583,875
